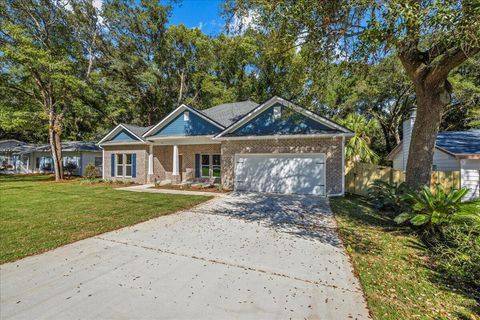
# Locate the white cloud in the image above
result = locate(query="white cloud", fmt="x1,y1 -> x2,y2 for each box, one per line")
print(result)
228,10 -> 259,35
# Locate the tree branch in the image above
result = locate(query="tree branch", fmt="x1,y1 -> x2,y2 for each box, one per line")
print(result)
427,47 -> 480,85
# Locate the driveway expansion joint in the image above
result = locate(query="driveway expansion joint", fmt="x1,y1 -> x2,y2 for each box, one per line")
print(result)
97,236 -> 363,294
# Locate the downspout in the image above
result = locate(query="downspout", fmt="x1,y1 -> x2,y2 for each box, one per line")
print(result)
101,147 -> 105,180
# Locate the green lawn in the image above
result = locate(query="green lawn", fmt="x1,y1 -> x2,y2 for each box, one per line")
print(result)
330,196 -> 479,320
0,175 -> 211,263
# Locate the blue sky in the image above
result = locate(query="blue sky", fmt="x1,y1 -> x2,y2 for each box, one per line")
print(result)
168,0 -> 226,35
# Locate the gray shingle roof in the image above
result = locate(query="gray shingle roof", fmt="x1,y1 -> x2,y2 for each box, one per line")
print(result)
436,130 -> 480,155
200,101 -> 259,127
0,140 -> 29,152
14,141 -> 101,154
121,124 -> 153,138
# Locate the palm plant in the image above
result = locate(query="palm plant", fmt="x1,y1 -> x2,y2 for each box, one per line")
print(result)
394,184 -> 470,233
337,113 -> 379,163
368,180 -> 411,213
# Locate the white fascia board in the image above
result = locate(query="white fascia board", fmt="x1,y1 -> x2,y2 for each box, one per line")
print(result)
99,141 -> 149,146
142,104 -> 225,138
98,124 -> 145,145
215,96 -> 352,138
147,135 -> 220,145
213,133 -> 352,141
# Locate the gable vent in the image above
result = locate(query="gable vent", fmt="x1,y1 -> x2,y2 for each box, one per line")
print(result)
273,106 -> 281,120
184,111 -> 190,121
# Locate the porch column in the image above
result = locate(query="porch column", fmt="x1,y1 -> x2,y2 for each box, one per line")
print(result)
148,145 -> 154,175
172,144 -> 179,177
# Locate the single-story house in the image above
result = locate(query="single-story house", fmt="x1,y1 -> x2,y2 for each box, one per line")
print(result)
0,140 -> 102,176
99,96 -> 353,196
0,140 -> 34,170
387,110 -> 480,200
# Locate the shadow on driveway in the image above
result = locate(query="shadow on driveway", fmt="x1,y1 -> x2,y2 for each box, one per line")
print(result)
196,192 -> 342,247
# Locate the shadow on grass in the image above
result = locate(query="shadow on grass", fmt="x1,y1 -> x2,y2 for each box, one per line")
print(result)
330,194 -> 397,229
334,195 -> 480,316
0,174 -> 53,183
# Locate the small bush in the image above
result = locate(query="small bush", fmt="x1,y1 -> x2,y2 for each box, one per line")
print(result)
430,224 -> 480,290
64,162 -> 78,176
84,163 -> 98,180
368,180 -> 410,213
394,184 -> 469,235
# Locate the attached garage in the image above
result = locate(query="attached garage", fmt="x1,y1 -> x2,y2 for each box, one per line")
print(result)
234,153 -> 326,195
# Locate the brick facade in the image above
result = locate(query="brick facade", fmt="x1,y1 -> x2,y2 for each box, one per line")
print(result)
103,145 -> 149,184
102,138 -> 344,195
153,144 -> 221,183
220,137 -> 343,195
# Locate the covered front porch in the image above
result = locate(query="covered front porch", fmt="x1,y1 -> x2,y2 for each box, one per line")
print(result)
147,136 -> 222,185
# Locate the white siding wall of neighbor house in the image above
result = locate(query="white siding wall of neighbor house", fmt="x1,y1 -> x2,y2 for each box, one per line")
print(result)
81,152 -> 103,176
431,149 -> 461,171
392,147 -> 460,172
401,110 -> 416,170
461,159 -> 480,201
12,151 -> 102,176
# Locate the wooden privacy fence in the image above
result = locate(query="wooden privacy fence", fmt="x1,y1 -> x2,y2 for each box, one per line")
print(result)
345,162 -> 461,197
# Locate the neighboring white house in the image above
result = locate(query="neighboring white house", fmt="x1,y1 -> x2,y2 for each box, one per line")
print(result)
387,111 -> 480,201
0,140 -> 102,176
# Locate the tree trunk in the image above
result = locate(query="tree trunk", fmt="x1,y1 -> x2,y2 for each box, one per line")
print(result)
49,115 -> 64,181
379,123 -> 392,153
405,86 -> 446,189
177,70 -> 185,105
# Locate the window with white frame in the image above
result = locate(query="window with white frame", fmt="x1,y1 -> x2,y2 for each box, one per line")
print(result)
116,153 -> 133,177
201,154 -> 210,177
212,154 -> 221,177
63,156 -> 80,167
184,111 -> 190,121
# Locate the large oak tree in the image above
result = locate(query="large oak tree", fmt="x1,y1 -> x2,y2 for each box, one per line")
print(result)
226,0 -> 480,188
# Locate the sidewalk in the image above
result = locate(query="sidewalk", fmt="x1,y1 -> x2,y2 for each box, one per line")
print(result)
116,183 -> 228,197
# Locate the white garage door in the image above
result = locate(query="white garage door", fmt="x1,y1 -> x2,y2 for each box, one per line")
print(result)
234,153 -> 326,195
461,159 -> 480,201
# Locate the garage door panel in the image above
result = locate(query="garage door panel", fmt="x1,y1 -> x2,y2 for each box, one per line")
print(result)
235,154 -> 325,195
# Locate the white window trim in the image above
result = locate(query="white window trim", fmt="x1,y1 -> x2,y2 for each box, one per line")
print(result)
116,153 -> 133,178
200,154 -> 210,178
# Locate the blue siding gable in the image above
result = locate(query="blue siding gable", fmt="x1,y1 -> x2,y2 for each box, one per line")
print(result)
229,104 -> 340,136
152,111 -> 221,136
109,129 -> 141,142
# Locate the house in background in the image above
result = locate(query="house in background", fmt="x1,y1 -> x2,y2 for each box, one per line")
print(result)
0,140 -> 102,176
0,140 -> 34,170
387,110 -> 480,200
99,96 -> 353,196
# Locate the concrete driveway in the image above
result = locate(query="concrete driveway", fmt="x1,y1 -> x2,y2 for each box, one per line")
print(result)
1,193 -> 370,319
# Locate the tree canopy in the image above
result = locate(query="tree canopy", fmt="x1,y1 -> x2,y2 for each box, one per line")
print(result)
1,0 -> 479,182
